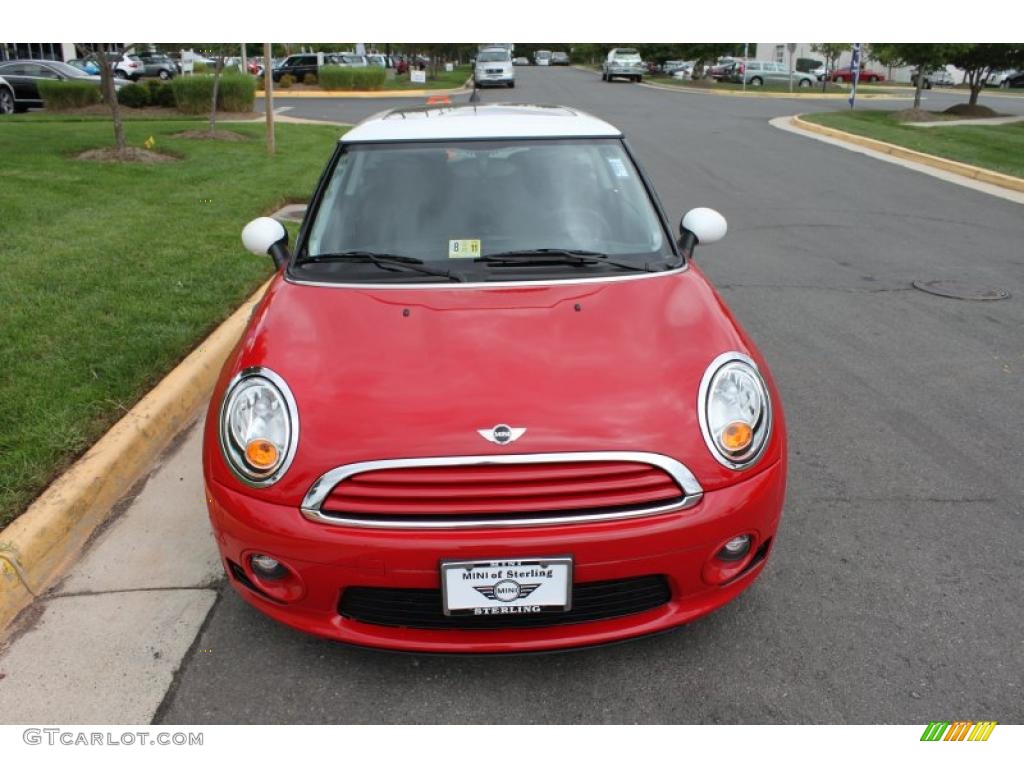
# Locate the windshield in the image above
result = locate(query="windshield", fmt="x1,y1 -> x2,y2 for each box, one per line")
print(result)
302,139 -> 673,283
478,50 -> 510,63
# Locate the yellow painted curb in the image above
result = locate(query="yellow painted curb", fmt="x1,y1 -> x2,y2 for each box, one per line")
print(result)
0,278 -> 272,634
256,80 -> 471,99
792,115 -> 1024,194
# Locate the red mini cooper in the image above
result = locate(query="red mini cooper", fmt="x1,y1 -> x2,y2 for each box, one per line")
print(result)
204,104 -> 787,653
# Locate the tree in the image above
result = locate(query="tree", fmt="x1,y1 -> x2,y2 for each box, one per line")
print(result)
77,43 -> 128,154
869,43 -> 962,109
948,44 -> 1024,106
207,45 -> 235,133
810,44 -> 850,92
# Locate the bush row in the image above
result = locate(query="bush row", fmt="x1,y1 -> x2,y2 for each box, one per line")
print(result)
36,80 -> 101,109
37,74 -> 255,113
318,66 -> 387,91
169,74 -> 256,114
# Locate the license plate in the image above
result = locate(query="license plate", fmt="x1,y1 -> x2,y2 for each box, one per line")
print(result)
441,557 -> 573,616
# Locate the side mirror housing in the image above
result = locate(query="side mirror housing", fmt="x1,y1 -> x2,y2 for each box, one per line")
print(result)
241,217 -> 290,269
679,207 -> 728,256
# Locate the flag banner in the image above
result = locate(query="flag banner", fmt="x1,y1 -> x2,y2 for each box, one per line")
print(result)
848,43 -> 862,108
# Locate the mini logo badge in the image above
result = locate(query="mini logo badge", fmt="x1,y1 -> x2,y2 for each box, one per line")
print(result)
477,424 -> 526,445
474,580 -> 541,602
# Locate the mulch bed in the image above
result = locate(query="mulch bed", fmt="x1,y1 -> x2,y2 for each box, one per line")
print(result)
49,105 -> 261,121
943,103 -> 1001,118
75,147 -> 178,163
171,129 -> 249,141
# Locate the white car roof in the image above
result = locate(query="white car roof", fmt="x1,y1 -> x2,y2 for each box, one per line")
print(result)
341,104 -> 623,144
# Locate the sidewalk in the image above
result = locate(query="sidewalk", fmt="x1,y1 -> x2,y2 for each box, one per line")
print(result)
0,416 -> 218,723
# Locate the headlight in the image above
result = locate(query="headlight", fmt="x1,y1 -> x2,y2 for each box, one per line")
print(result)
219,368 -> 299,486
698,352 -> 772,469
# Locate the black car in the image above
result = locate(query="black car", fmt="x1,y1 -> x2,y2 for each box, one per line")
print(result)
272,53 -> 320,82
0,59 -> 128,113
1006,71 -> 1024,88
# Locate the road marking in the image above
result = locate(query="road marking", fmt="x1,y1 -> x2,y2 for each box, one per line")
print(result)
771,115 -> 1024,206
274,106 -> 293,114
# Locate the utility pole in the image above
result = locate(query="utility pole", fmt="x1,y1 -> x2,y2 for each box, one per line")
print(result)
241,42 -> 247,74
263,42 -> 275,156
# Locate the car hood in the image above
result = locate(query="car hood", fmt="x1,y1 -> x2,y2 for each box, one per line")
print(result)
207,268 -> 783,503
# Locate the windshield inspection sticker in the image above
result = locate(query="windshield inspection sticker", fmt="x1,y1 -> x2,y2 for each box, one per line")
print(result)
607,157 -> 629,178
448,239 -> 481,259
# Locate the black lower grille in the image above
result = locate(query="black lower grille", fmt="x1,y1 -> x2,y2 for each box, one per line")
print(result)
339,575 -> 671,630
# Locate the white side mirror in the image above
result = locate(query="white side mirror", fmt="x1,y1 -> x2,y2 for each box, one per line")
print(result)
681,207 -> 728,245
241,217 -> 288,256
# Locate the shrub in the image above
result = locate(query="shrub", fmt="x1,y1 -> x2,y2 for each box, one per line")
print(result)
319,65 -> 386,91
171,74 -> 255,114
303,72 -> 318,86
117,83 -> 150,108
352,67 -> 387,90
36,79 -> 101,110
152,82 -> 177,108
216,74 -> 256,111
193,62 -> 209,74
317,65 -> 353,90
279,73 -> 295,89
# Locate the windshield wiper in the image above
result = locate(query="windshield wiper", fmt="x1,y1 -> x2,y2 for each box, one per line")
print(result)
300,251 -> 466,282
477,249 -> 656,273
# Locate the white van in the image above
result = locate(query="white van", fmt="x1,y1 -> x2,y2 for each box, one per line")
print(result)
475,47 -> 515,88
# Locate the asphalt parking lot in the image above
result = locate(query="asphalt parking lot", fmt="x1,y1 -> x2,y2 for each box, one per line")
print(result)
158,65 -> 1024,724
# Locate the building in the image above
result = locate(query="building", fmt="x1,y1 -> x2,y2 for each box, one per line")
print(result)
1,43 -> 77,61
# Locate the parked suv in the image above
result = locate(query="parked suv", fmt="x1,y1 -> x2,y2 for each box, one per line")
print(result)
727,60 -> 815,88
135,51 -> 180,80
602,48 -> 645,82
272,54 -> 320,82
550,51 -> 570,66
107,52 -> 143,81
474,47 -> 514,88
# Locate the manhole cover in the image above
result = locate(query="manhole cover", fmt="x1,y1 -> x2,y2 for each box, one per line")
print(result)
912,280 -> 1010,301
271,203 -> 307,223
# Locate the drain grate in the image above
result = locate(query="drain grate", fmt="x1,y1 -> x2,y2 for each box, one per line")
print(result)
912,280 -> 1010,301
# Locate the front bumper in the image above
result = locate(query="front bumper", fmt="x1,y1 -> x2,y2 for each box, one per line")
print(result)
606,66 -> 645,77
207,460 -> 785,653
475,73 -> 513,86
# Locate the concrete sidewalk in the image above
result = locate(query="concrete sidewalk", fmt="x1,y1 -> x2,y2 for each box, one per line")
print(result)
0,414 -> 219,723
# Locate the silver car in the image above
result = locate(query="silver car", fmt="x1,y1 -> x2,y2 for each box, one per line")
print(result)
728,60 -> 815,88
602,48 -> 645,82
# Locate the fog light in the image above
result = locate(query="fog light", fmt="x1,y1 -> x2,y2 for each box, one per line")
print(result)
250,553 -> 287,579
718,535 -> 752,561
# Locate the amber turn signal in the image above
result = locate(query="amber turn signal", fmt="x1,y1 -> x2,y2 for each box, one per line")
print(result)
720,421 -> 753,453
245,439 -> 279,470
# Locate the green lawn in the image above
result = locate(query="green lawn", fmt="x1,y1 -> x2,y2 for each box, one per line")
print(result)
0,119 -> 345,528
387,65 -> 471,90
801,110 -> 1024,178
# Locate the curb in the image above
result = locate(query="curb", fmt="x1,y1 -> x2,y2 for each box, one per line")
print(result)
0,279 -> 271,634
255,81 -> 472,100
791,115 -> 1024,193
